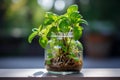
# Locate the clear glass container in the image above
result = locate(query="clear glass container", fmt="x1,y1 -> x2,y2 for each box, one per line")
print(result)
45,33 -> 83,74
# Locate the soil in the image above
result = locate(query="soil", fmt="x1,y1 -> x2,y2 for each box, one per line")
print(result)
45,56 -> 83,72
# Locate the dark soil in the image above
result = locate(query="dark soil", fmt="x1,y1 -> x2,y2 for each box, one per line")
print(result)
45,56 -> 83,72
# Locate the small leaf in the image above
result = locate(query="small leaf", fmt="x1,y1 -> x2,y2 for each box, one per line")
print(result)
32,28 -> 38,32
61,45 -> 67,53
73,57 -> 79,62
44,19 -> 54,25
40,25 -> 52,37
39,36 -> 48,48
47,53 -> 53,59
47,26 -> 58,37
67,53 -> 79,62
77,41 -> 83,50
70,52 -> 76,57
38,25 -> 43,31
44,12 -> 58,26
46,59 -> 51,65
45,12 -> 58,21
67,4 -> 78,13
79,19 -> 88,25
28,31 -> 38,43
69,12 -> 83,23
59,17 -> 70,32
70,12 -> 82,18
73,26 -> 83,40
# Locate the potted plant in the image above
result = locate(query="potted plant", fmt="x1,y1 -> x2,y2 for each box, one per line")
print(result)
28,4 -> 87,74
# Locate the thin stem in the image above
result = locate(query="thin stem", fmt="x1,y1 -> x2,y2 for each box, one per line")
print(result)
67,37 -> 72,53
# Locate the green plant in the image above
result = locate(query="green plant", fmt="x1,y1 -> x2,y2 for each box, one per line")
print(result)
28,4 -> 87,48
28,5 -> 87,71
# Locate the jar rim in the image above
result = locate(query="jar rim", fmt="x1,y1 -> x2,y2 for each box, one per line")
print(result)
51,32 -> 73,37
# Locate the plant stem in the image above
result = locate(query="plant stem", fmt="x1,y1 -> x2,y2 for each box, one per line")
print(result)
67,37 -> 72,53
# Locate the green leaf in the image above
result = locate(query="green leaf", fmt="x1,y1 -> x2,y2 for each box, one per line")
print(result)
73,57 -> 79,62
46,59 -> 51,65
61,45 -> 67,53
79,19 -> 88,25
70,12 -> 83,19
40,25 -> 52,37
47,52 -> 53,59
28,31 -> 38,43
39,36 -> 48,48
38,25 -> 43,31
73,26 -> 83,40
59,17 -> 70,32
44,19 -> 54,25
44,12 -> 58,26
32,28 -> 38,32
67,4 -> 78,13
45,12 -> 58,21
67,53 -> 79,62
69,12 -> 83,23
47,26 -> 58,37
70,52 -> 76,57
77,41 -> 83,50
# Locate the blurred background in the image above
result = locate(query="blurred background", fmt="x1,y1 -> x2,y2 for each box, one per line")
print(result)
0,0 -> 120,68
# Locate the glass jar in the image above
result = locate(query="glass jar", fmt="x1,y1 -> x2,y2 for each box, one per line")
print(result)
45,33 -> 83,74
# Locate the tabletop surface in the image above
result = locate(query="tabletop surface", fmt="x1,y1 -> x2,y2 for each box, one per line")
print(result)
0,68 -> 120,77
